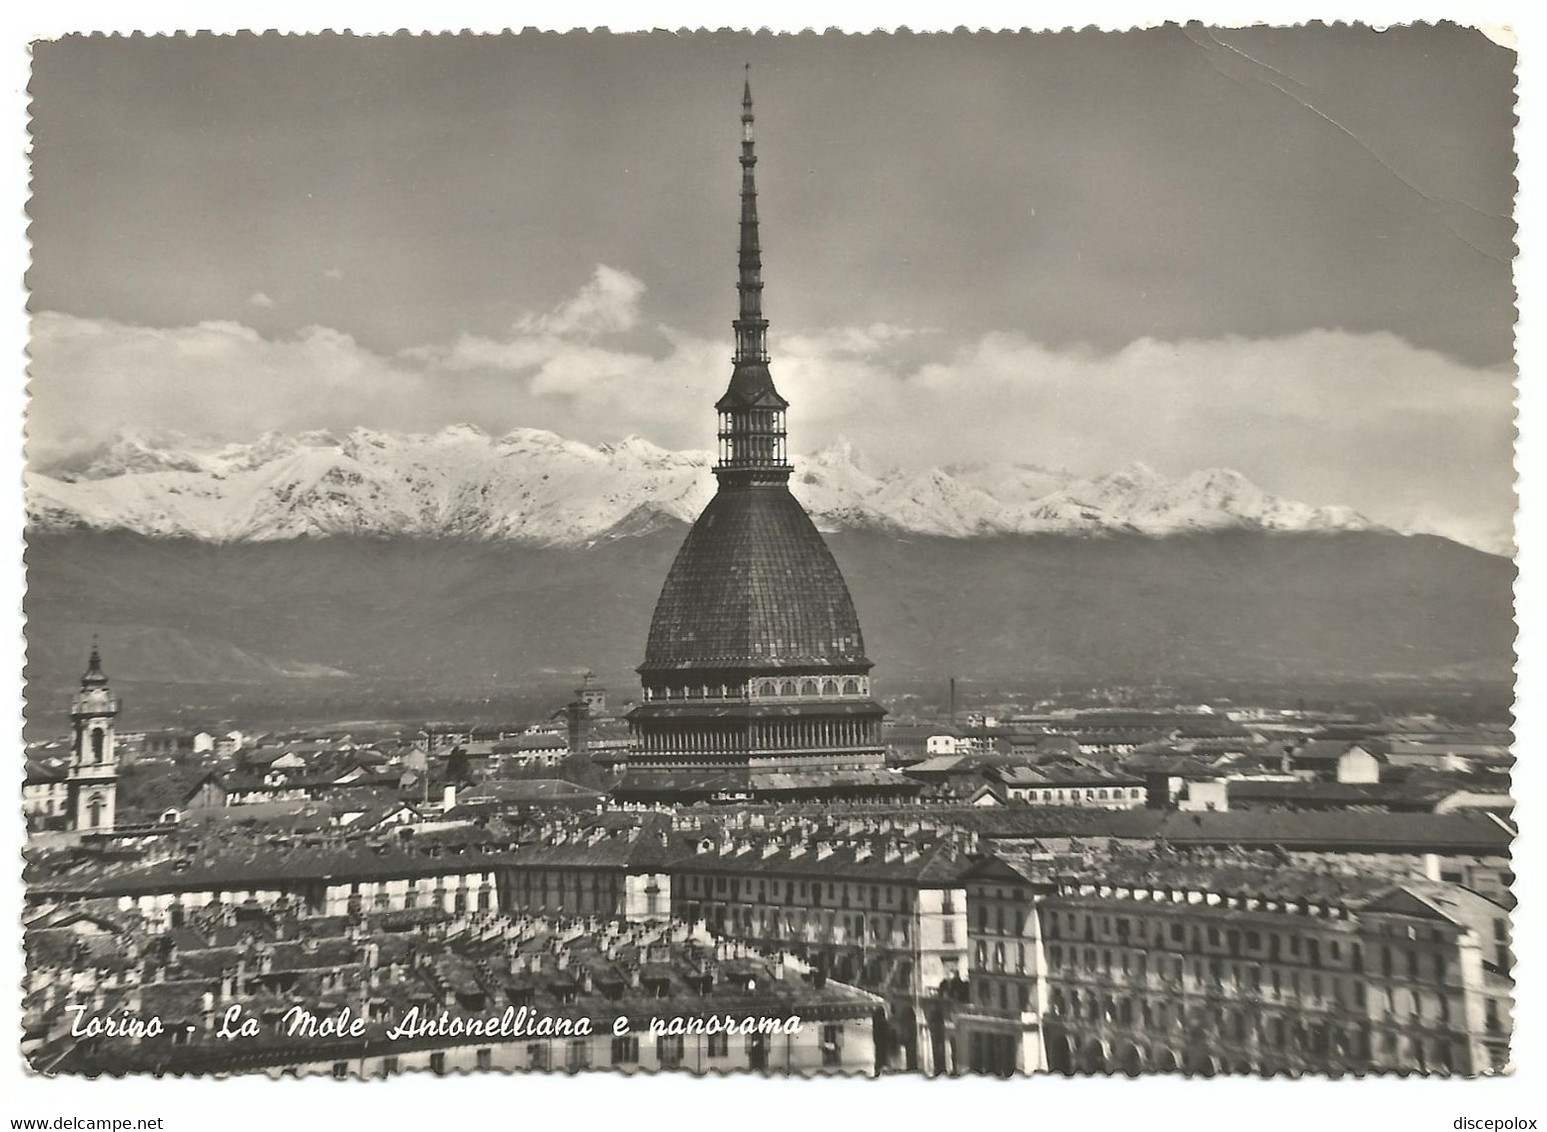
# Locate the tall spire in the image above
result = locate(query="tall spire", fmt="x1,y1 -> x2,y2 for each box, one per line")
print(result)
715,67 -> 792,489
734,65 -> 767,366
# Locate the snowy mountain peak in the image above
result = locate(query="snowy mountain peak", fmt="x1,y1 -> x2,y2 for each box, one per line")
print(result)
26,426 -> 1389,546
809,436 -> 865,466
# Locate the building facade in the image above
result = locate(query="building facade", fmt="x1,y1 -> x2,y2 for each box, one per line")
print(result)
668,826 -> 969,1073
948,850 -> 1511,1077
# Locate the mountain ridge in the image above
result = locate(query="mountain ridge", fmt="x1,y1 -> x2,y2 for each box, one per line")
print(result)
21,526 -> 1514,734
26,425 -> 1404,548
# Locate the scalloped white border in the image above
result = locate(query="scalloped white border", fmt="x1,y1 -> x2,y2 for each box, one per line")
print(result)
1,7 -> 1534,1129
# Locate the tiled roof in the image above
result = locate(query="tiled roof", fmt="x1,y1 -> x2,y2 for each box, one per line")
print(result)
460,779 -> 604,804
1120,752 -> 1222,779
492,733 -> 569,753
1226,780 -> 1422,806
969,847 -> 1451,914
507,829 -> 676,871
614,769 -> 917,800
24,758 -> 67,784
640,485 -> 869,674
961,807 -> 1513,852
676,837 -> 968,885
1153,810 -> 1514,851
995,765 -> 1144,787
36,910 -> 878,1076
1292,739 -> 1377,762
34,846 -> 509,899
903,755 -> 968,774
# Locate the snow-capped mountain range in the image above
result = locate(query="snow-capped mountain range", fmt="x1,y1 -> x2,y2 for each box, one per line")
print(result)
27,425 -> 1384,545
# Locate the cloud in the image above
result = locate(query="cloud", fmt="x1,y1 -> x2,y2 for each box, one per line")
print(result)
26,266 -> 1514,551
247,291 -> 276,309
513,264 -> 645,339
323,267 -> 345,281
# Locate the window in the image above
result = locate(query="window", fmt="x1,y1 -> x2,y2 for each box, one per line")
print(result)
611,1035 -> 640,1065
430,1053 -> 447,1076
476,1047 -> 493,1071
943,919 -> 955,944
747,1033 -> 770,1070
657,1034 -> 685,1068
707,1032 -> 729,1058
528,1043 -> 549,1070
331,1061 -> 349,1080
379,1057 -> 399,1079
822,1024 -> 843,1067
566,1041 -> 590,1072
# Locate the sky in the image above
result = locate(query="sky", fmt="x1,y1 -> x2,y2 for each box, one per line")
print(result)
27,27 -> 1518,550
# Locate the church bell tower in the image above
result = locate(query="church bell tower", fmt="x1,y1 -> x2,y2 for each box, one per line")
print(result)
67,640 -> 119,832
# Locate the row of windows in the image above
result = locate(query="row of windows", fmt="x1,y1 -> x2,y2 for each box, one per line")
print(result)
1047,910 -> 1352,966
349,888 -> 492,914
973,975 -> 1033,1015
347,873 -> 492,894
699,901 -> 945,947
641,677 -> 869,702
513,873 -> 621,894
1009,786 -> 1143,803
1046,990 -> 1379,1057
976,905 -> 1029,936
1044,947 -> 1458,1026
1044,910 -> 1455,985
965,932 -> 1462,1028
974,940 -> 1029,974
1044,945 -> 1371,1008
634,719 -> 881,754
685,875 -> 921,911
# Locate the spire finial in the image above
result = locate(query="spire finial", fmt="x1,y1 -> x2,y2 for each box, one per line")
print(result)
714,68 -> 791,489
82,635 -> 108,688
733,69 -> 765,366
